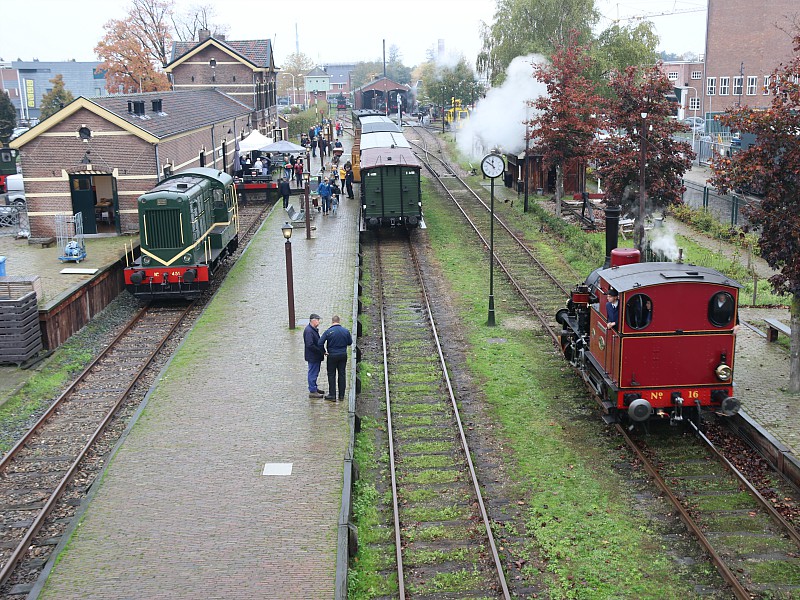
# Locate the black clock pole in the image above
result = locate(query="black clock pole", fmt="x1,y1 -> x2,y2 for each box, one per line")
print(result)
487,175 -> 496,326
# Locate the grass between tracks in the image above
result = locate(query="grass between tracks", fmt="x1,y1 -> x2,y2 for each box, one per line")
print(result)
358,177 -> 708,599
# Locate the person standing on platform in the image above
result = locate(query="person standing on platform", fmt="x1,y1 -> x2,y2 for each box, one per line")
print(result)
318,315 -> 352,401
304,314 -> 325,398
262,154 -> 271,176
294,160 -> 304,188
311,137 -> 318,157
339,165 -> 346,191
345,165 -> 354,199
318,178 -> 332,215
279,177 -> 291,209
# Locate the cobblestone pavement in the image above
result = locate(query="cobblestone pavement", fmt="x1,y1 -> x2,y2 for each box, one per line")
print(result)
38,170 -> 359,598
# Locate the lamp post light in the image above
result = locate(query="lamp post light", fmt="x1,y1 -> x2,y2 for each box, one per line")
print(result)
637,112 -> 648,254
282,222 -> 296,329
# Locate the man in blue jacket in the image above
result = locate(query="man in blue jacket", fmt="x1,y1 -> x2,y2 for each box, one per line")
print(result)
318,178 -> 332,215
304,313 -> 325,398
318,315 -> 353,401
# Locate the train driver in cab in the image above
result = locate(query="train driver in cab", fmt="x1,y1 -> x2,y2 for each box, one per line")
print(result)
605,288 -> 620,329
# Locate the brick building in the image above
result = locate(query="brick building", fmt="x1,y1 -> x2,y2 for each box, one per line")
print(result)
703,0 -> 796,119
166,30 -> 278,136
10,90 -> 250,238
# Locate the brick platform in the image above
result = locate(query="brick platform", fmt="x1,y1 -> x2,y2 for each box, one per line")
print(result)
36,181 -> 359,598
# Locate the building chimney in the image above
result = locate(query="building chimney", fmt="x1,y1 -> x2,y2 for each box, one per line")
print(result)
198,28 -> 211,41
127,101 -> 133,113
152,99 -> 162,113
133,100 -> 145,116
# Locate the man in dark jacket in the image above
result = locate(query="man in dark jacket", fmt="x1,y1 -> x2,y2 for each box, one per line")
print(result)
318,315 -> 353,401
304,313 -> 325,398
279,177 -> 291,209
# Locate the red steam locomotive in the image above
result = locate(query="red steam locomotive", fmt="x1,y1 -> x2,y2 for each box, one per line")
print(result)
556,209 -> 741,426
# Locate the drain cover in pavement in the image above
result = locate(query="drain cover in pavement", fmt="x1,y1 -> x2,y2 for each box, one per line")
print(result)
262,463 -> 293,476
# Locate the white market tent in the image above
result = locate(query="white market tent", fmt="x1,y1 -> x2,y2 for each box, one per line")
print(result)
238,130 -> 274,153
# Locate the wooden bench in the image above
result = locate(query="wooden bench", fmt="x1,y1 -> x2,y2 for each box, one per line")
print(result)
764,317 -> 790,342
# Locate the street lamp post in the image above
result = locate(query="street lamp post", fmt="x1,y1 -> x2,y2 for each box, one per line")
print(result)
282,223 -> 296,329
637,112 -> 648,254
304,169 -> 311,239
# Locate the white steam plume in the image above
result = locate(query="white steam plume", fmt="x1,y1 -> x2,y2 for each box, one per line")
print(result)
457,54 -> 549,160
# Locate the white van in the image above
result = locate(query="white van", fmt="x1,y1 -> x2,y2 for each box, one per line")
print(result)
5,174 -> 25,206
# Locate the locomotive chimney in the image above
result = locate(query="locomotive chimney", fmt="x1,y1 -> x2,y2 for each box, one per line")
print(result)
604,205 -> 620,268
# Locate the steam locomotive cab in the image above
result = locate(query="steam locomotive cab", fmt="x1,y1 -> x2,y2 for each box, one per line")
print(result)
557,248 -> 741,426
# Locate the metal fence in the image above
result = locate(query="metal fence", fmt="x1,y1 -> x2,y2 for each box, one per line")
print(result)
0,206 -> 29,237
681,180 -> 756,228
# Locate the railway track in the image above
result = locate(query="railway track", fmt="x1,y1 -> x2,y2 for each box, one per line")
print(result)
374,233 -> 510,598
412,124 -> 800,597
0,199 -> 273,598
0,302 -> 192,596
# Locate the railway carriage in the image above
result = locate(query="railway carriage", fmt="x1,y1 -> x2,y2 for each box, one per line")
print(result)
124,167 -> 239,300
556,215 -> 741,425
360,145 -> 423,230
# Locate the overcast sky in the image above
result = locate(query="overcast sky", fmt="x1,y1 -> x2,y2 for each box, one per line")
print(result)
1,0 -> 707,68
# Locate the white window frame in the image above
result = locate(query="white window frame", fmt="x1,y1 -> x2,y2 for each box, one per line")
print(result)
689,97 -> 701,110
668,71 -> 679,81
764,75 -> 771,94
733,76 -> 743,97
691,71 -> 702,80
707,77 -> 716,95
746,76 -> 757,95
719,77 -> 730,95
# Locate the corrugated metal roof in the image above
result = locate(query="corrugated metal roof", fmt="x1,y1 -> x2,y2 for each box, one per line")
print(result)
360,147 -> 420,169
90,90 -> 251,139
599,262 -> 743,292
360,132 -> 410,150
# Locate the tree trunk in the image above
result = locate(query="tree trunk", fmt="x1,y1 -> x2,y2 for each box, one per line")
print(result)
555,164 -> 563,218
791,294 -> 800,393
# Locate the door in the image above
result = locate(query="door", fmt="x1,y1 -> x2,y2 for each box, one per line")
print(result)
70,174 -> 97,234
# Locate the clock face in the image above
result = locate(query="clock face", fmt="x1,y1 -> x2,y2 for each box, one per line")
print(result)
481,154 -> 504,178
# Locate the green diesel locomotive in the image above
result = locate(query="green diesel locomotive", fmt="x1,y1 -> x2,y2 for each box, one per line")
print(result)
125,167 -> 239,299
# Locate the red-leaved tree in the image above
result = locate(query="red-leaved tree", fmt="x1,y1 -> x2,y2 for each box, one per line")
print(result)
710,33 -> 800,391
531,31 -> 601,217
594,64 -> 693,251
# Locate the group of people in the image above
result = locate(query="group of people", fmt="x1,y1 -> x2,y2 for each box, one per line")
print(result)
237,154 -> 271,178
304,314 -> 353,401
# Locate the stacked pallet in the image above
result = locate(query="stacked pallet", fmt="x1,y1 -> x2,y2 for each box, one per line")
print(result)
0,282 -> 42,365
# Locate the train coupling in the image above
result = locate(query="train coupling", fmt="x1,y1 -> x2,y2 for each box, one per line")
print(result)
669,392 -> 684,425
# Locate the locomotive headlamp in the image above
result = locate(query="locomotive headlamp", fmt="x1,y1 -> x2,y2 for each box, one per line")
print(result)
142,256 -> 151,266
182,253 -> 192,263
715,363 -> 732,382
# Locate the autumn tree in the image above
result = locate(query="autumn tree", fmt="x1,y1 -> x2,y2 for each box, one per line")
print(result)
710,33 -> 800,391
478,0 -> 599,84
0,92 -> 15,144
39,75 -> 75,120
95,0 -> 175,93
593,64 -> 693,251
530,32 -> 601,218
590,22 -> 659,96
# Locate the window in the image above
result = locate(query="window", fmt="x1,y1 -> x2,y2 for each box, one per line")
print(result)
668,71 -> 679,81
689,97 -> 701,111
691,71 -> 702,80
706,77 -> 716,96
708,292 -> 735,327
764,76 -> 771,94
733,76 -> 743,97
626,294 -> 653,330
746,76 -> 757,95
719,77 -> 729,95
